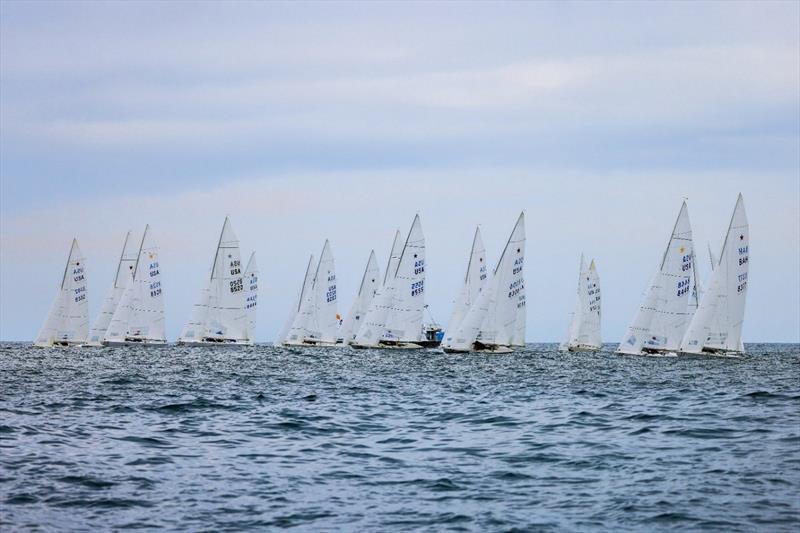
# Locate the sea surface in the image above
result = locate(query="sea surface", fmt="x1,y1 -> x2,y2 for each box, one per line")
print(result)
1,342 -> 798,532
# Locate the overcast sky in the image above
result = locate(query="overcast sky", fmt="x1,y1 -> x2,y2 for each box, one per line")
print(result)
1,0 -> 798,342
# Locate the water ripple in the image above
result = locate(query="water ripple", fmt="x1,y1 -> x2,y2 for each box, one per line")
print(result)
0,342 -> 798,531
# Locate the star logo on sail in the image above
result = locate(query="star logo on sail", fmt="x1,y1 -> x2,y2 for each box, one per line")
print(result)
679,246 -> 685,254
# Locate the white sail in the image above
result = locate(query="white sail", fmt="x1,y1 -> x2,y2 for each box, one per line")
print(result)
353,219 -> 424,347
35,238 -> 89,346
443,227 -> 487,345
617,202 -> 694,354
305,239 -> 339,343
202,217 -> 248,342
245,252 -> 258,342
105,225 -> 165,344
561,255 -> 601,350
383,214 -> 426,342
280,254 -> 316,345
352,231 -> 401,347
178,277 -> 211,342
341,250 -> 381,343
477,212 -> 525,347
87,231 -> 138,345
443,212 -> 525,351
681,194 -> 749,354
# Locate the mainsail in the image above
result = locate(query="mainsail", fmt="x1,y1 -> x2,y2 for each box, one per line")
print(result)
443,227 -> 487,346
354,216 -> 426,347
204,217 -> 248,342
305,240 -> 339,343
680,194 -> 749,354
617,202 -> 694,355
87,231 -> 138,345
177,218 -> 249,344
105,225 -> 166,344
245,252 -> 258,342
561,255 -> 601,351
383,215 -> 426,343
35,238 -> 89,346
341,250 -> 381,343
279,254 -> 316,345
443,212 -> 525,352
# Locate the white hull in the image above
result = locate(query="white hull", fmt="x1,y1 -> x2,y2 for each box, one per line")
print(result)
34,340 -> 85,348
177,340 -> 253,347
561,343 -> 601,353
103,339 -> 167,347
351,341 -> 423,350
444,344 -> 516,354
616,350 -> 677,358
680,349 -> 744,359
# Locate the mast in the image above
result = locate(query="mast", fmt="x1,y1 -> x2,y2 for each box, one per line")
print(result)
132,225 -> 149,282
113,231 -> 132,288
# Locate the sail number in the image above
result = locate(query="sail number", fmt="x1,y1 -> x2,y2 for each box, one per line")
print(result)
737,272 -> 748,293
230,279 -> 243,293
508,279 -> 523,298
676,277 -> 691,297
74,284 -> 86,302
326,284 -> 337,303
150,280 -> 161,297
411,280 -> 424,296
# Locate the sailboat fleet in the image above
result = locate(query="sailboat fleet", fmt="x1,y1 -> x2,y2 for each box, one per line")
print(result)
33,195 -> 750,357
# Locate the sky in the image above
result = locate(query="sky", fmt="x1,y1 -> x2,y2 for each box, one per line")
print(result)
1,0 -> 798,342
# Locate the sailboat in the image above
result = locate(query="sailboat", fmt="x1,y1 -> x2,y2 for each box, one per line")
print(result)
280,240 -> 339,346
34,238 -> 89,347
442,227 -> 487,348
559,254 -> 601,352
245,252 -> 258,343
86,231 -> 138,346
104,225 -> 167,346
340,250 -> 381,345
352,215 -> 426,349
442,212 -> 526,354
680,194 -> 749,356
616,202 -> 694,356
177,217 -> 252,346
276,254 -> 315,346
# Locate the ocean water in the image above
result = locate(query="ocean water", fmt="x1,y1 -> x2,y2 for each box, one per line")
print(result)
1,342 -> 798,532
